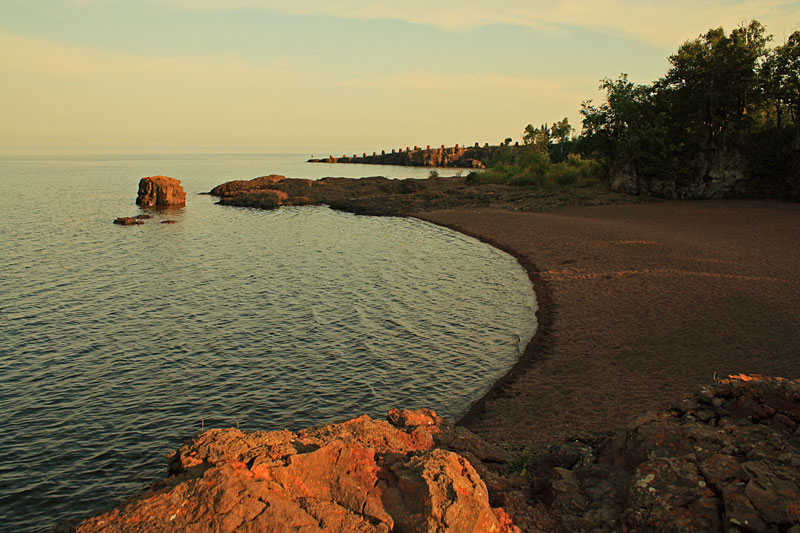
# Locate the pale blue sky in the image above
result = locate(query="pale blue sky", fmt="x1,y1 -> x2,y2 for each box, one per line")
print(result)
1,0 -> 797,153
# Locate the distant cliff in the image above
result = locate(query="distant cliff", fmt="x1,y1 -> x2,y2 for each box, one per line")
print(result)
309,144 -> 522,169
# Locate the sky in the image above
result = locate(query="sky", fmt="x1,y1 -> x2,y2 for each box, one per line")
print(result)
0,0 -> 798,154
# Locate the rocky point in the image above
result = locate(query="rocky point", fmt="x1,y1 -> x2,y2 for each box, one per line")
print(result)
208,174 -> 640,216
75,409 -> 520,532
68,376 -> 799,532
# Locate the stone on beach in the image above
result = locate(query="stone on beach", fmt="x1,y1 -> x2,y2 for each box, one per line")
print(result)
136,176 -> 186,207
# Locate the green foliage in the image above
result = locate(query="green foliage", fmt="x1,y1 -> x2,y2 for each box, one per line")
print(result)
482,20 -> 798,198
760,31 -> 800,130
474,117 -> 599,189
467,144 -> 599,189
509,447 -> 532,476
577,20 -> 799,199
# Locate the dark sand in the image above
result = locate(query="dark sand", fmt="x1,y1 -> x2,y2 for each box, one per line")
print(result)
415,200 -> 800,449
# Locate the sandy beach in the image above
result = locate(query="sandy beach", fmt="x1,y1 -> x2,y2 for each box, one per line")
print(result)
415,200 -> 800,448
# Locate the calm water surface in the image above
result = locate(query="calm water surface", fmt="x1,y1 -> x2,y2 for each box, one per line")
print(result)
0,154 -> 536,530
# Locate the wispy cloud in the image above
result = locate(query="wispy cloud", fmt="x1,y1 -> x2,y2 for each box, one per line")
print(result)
154,0 -> 799,47
0,32 -> 593,148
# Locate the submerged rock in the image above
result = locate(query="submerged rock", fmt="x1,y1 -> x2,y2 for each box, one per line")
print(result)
136,176 -> 186,207
112,217 -> 143,225
75,409 -> 520,532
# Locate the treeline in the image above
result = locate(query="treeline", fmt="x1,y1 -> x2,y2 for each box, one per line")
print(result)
476,21 -> 800,200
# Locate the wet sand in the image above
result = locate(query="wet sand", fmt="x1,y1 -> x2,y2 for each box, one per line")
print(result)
414,200 -> 800,448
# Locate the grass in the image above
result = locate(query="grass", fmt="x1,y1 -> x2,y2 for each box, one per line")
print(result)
467,152 -> 601,190
508,446 -> 532,475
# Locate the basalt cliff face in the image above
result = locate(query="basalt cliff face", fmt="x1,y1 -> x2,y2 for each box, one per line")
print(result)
608,150 -> 775,200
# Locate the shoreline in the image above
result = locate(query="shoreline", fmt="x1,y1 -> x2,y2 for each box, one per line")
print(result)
416,200 -> 800,447
410,214 -> 555,430
207,174 -> 800,446
70,182 -> 800,531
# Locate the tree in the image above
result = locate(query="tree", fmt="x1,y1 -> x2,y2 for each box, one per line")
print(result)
761,31 -> 800,129
550,117 -> 573,144
662,21 -> 770,147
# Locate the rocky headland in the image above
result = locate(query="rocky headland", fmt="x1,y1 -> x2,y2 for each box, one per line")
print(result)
208,174 -> 642,216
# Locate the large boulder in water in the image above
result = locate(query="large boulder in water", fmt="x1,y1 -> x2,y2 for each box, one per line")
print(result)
136,176 -> 186,207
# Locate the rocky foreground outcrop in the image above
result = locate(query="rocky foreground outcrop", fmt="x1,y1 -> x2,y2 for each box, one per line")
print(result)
71,375 -> 799,532
76,409 -> 520,532
209,174 -> 638,216
530,374 -> 800,532
136,176 -> 186,207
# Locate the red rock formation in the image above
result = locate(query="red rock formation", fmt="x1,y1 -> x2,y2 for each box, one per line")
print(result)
208,175 -> 636,216
136,176 -> 186,207
76,409 -> 520,532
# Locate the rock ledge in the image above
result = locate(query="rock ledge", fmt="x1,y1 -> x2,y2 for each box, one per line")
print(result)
531,374 -> 800,532
75,409 -> 520,532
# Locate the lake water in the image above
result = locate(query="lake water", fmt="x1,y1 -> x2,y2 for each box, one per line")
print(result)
0,153 -> 536,531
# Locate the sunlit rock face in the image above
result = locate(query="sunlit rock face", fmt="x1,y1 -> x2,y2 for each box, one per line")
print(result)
136,176 -> 186,207
75,409 -> 520,533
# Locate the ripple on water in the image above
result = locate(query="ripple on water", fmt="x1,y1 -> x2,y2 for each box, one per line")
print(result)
0,158 -> 536,531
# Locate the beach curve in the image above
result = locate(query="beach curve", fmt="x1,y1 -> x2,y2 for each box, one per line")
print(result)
414,200 -> 800,448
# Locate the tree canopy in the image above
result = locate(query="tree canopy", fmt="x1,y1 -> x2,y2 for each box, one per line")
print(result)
577,21 -> 799,199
